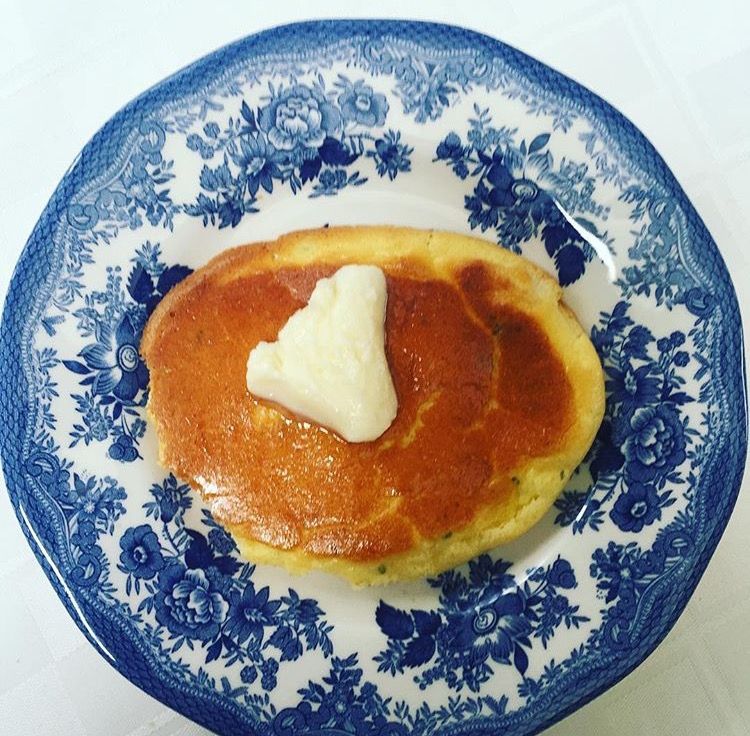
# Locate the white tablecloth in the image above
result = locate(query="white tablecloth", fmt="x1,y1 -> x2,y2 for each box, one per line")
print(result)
1,2 -> 748,734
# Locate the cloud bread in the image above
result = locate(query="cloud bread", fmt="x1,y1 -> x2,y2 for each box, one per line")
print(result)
141,227 -> 604,586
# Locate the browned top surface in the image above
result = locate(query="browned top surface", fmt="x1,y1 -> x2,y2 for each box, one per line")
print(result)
143,257 -> 574,561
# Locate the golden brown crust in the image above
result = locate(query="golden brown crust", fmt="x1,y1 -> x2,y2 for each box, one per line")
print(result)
142,227 -> 605,586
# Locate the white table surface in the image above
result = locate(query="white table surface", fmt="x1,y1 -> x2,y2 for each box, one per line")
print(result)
1,1 -> 748,734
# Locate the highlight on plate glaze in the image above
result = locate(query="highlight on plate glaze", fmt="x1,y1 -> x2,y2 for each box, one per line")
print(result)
0,20 -> 745,736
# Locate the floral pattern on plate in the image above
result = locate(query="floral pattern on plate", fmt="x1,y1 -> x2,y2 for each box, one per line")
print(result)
0,20 -> 745,736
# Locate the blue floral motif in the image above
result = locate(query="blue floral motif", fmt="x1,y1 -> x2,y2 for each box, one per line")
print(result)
232,135 -> 281,196
617,190 -> 699,309
547,559 -> 576,589
554,302 -> 692,534
368,130 -> 413,181
338,79 -> 389,127
361,44 -> 461,123
208,527 -> 236,555
71,519 -> 98,549
183,77 -> 412,228
516,524 -> 693,700
259,84 -> 342,156
143,473 -> 192,524
224,583 -> 280,646
135,486 -> 333,686
609,483 -> 662,533
310,168 -> 367,198
607,363 -> 661,415
24,447 -> 72,502
155,563 -> 230,641
71,472 -> 126,531
619,405 -> 687,483
360,41 -> 578,128
24,448 -> 125,596
273,655 -> 407,736
119,524 -> 165,580
66,121 -> 178,234
435,107 -> 609,284
587,524 -> 693,653
63,244 -> 192,461
78,314 -> 149,401
374,555 -> 588,693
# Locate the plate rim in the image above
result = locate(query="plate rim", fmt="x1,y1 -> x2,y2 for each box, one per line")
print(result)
1,18 -> 747,736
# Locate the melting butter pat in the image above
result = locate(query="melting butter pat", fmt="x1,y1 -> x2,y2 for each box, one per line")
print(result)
246,264 -> 398,442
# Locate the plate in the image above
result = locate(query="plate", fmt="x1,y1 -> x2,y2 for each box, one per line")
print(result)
1,20 -> 746,736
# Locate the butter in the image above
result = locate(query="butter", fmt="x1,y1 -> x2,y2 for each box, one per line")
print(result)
246,264 -> 398,442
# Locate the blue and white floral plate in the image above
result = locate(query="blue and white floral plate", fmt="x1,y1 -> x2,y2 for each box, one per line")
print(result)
1,20 -> 746,736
